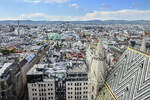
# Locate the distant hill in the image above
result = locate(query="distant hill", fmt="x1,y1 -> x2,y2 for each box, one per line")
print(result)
0,20 -> 150,25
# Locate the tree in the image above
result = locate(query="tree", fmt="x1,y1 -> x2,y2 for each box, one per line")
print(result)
1,49 -> 10,55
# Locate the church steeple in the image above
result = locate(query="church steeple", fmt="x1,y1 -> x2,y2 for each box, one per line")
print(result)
17,20 -> 20,36
140,30 -> 147,52
88,40 -> 106,100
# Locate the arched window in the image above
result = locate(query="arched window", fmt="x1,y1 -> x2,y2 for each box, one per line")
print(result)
92,86 -> 94,92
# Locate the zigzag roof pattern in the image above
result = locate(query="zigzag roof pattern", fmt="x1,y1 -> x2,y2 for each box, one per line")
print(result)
98,47 -> 150,100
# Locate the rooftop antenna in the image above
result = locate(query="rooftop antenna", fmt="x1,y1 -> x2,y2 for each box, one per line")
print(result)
17,20 -> 20,36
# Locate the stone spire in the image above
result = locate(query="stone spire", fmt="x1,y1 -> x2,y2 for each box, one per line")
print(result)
88,40 -> 106,100
140,30 -> 146,52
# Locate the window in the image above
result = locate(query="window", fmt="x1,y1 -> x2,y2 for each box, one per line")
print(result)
80,96 -> 81,99
92,86 -> 94,91
33,97 -> 37,100
92,95 -> 93,99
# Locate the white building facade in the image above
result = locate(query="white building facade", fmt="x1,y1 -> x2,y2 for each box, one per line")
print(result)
66,81 -> 88,100
28,80 -> 55,100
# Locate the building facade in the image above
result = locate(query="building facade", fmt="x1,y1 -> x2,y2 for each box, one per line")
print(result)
27,61 -> 88,100
28,81 -> 55,100
66,68 -> 88,100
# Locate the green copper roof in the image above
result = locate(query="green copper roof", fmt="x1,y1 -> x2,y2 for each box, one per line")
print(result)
48,33 -> 61,40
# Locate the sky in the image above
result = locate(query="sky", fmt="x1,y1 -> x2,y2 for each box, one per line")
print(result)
0,0 -> 150,21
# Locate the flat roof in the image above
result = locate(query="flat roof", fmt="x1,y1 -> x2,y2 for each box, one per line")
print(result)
27,61 -> 87,76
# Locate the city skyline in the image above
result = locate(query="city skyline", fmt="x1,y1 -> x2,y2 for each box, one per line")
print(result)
0,0 -> 150,21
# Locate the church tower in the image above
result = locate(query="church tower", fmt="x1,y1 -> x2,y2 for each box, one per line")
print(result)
140,30 -> 147,52
88,40 -> 106,100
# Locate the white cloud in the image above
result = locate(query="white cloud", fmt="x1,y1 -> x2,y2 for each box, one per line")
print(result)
1,9 -> 150,21
24,0 -> 41,3
44,0 -> 69,3
74,9 -> 150,21
20,13 -> 73,21
69,3 -> 80,9
0,17 -> 21,21
24,0 -> 69,3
